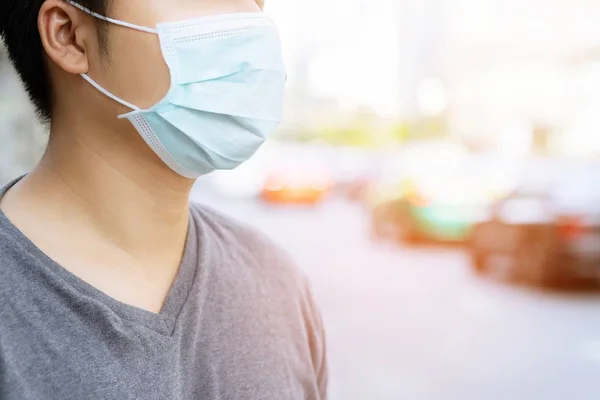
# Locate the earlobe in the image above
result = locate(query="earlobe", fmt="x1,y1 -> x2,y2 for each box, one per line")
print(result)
38,0 -> 92,75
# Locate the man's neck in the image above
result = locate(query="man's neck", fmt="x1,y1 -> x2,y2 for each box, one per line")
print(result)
2,119 -> 195,263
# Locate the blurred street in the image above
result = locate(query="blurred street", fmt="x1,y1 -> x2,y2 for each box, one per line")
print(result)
193,182 -> 600,400
2,1 -> 600,398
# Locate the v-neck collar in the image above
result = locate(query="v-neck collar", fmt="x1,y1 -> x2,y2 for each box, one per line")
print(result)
0,176 -> 199,336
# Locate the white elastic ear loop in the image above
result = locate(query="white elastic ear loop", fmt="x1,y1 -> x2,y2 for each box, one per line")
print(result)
81,73 -> 141,114
66,0 -> 159,34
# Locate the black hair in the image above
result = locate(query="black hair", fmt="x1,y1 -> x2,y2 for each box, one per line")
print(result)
0,0 -> 109,122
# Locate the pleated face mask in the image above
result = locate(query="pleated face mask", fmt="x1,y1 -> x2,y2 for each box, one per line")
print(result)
68,1 -> 287,178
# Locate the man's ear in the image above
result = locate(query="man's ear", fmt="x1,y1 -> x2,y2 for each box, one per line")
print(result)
38,0 -> 96,75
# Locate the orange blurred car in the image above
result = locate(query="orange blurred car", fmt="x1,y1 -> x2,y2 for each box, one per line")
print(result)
260,170 -> 332,205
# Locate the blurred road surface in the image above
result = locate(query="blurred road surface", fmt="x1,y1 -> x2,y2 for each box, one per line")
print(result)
192,182 -> 600,400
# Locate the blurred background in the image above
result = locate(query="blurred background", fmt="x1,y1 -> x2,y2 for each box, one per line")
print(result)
2,0 -> 600,398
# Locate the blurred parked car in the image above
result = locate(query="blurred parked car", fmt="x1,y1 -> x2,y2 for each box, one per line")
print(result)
260,168 -> 333,205
208,159 -> 267,198
469,163 -> 600,286
327,147 -> 378,200
368,154 -> 514,244
343,174 -> 378,201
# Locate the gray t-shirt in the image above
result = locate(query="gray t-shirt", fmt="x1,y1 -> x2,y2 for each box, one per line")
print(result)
0,180 -> 327,400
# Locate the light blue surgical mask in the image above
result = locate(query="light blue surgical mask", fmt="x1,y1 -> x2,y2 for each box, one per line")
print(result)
67,1 -> 287,178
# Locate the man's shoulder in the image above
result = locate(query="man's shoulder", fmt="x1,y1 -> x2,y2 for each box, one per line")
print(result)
190,201 -> 276,250
0,220 -> 26,273
189,202 -> 305,279
0,221 -> 34,304
189,202 -> 263,240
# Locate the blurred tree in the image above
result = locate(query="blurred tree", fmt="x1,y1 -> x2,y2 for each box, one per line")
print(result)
320,126 -> 377,147
391,122 -> 411,143
407,115 -> 449,140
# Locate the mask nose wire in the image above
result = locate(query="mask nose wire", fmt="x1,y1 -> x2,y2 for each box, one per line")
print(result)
65,0 -> 159,34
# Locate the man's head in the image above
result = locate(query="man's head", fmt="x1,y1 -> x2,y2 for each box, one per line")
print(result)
1,0 -> 109,122
0,0 -> 264,125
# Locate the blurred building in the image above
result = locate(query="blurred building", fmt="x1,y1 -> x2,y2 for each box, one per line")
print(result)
0,47 -> 45,185
443,0 -> 600,157
273,0 -> 600,157
269,0 -> 405,132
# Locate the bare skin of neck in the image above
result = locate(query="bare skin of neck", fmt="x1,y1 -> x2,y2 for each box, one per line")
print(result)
0,111 -> 196,313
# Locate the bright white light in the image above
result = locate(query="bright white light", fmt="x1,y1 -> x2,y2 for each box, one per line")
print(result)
497,122 -> 533,157
417,78 -> 447,117
273,0 -> 401,116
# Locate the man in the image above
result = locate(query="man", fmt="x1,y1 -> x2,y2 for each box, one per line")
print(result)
0,1 -> 327,399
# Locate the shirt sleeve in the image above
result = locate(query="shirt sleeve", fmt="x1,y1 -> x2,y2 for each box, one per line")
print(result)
303,280 -> 329,399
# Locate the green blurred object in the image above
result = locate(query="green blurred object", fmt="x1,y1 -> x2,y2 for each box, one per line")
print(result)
411,204 -> 476,242
366,150 -> 511,244
369,186 -> 478,244
275,114 -> 449,149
